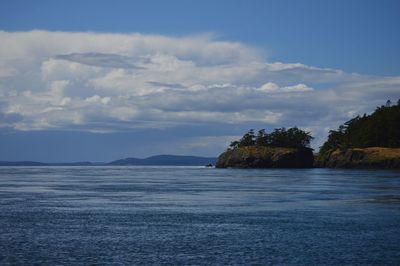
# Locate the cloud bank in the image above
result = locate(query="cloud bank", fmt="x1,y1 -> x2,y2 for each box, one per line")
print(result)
0,30 -> 399,149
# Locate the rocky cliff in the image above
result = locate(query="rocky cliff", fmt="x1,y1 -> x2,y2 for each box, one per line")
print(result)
315,147 -> 400,169
216,146 -> 314,168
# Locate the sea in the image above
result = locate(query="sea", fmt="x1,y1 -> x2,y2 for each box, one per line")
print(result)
1,166 -> 400,265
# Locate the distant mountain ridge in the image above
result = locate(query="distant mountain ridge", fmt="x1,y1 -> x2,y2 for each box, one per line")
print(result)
0,155 -> 217,166
0,161 -> 48,166
0,161 -> 95,166
109,155 -> 217,166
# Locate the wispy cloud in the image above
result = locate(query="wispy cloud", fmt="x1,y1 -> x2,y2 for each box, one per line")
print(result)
54,53 -> 145,69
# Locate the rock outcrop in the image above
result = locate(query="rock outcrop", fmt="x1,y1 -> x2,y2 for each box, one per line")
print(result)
216,146 -> 314,168
315,147 -> 400,169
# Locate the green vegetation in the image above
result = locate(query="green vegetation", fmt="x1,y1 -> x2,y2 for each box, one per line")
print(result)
319,102 -> 400,155
229,127 -> 313,149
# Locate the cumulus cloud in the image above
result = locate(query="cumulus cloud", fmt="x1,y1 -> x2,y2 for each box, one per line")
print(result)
0,30 -> 399,149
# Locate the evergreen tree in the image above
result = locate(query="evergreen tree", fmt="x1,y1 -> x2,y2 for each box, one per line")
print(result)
255,129 -> 269,146
229,127 -> 313,149
238,129 -> 256,147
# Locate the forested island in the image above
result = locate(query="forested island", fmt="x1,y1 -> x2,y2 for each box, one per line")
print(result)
216,127 -> 314,168
217,100 -> 400,169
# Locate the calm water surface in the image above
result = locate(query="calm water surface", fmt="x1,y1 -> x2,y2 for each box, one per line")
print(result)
1,167 -> 400,265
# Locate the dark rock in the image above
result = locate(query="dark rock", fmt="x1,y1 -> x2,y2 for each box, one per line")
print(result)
216,146 -> 314,168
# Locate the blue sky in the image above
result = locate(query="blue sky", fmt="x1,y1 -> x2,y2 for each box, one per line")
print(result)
2,0 -> 399,75
0,0 -> 399,162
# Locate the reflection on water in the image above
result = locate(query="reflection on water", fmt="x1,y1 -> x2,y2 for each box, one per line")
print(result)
1,167 -> 400,265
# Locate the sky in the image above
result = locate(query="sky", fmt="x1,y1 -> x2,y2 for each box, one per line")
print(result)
0,0 -> 399,162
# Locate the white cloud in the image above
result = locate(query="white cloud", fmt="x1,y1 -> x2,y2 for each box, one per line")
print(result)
84,95 -> 111,105
0,30 -> 399,150
258,82 -> 313,93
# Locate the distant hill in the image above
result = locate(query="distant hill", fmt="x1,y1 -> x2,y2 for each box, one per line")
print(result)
109,155 -> 217,166
0,161 -> 48,166
0,161 -> 95,166
0,155 -> 217,166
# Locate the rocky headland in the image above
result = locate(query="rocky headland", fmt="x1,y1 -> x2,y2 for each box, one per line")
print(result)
316,103 -> 400,169
216,146 -> 314,168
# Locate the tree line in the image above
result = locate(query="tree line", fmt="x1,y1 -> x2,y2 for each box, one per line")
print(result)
319,103 -> 400,155
228,100 -> 400,152
229,127 -> 313,149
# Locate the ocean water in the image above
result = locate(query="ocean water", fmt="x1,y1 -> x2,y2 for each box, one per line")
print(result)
0,167 -> 400,265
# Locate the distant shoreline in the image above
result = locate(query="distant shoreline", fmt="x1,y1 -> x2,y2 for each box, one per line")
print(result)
0,155 -> 217,167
